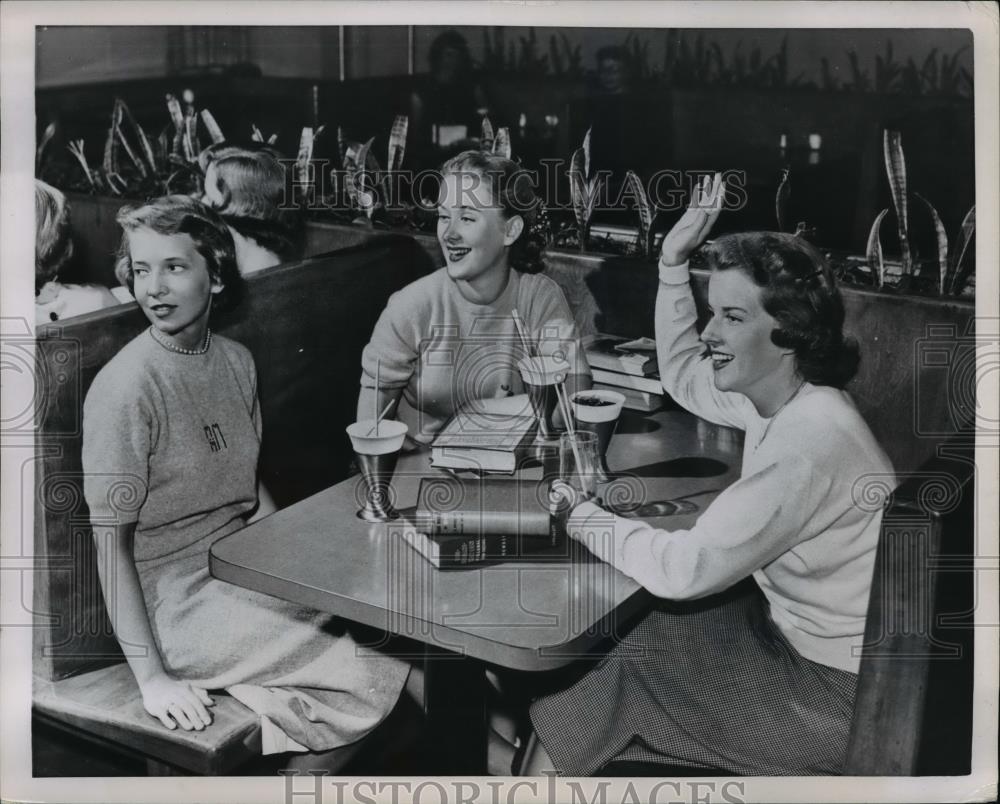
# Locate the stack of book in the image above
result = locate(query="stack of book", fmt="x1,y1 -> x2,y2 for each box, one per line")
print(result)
584,334 -> 665,412
430,410 -> 537,474
403,477 -> 568,569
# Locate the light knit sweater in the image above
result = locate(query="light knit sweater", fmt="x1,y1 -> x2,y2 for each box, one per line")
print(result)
567,260 -> 895,672
360,267 -> 588,445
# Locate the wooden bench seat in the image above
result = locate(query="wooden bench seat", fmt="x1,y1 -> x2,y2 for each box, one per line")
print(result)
33,664 -> 261,775
33,236 -> 435,774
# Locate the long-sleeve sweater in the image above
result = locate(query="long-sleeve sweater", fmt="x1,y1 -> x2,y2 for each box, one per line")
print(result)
567,260 -> 895,672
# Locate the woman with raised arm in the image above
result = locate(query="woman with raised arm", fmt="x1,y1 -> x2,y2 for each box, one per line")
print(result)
358,150 -> 590,448
527,174 -> 895,776
82,196 -> 409,768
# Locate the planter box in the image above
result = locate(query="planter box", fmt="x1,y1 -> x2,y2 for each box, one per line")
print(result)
64,194 -> 445,287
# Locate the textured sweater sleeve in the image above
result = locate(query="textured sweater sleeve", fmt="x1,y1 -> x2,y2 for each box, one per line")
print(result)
528,275 -> 591,378
655,260 -> 747,429
360,289 -> 420,390
566,453 -> 834,600
82,369 -> 151,525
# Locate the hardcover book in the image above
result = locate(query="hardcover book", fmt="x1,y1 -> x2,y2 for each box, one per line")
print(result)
584,334 -> 658,377
405,476 -> 567,569
591,367 -> 664,395
431,410 -> 538,474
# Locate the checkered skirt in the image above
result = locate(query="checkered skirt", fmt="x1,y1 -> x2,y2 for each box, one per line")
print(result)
529,587 -> 857,776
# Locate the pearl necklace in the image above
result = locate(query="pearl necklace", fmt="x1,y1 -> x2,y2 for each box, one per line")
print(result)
148,326 -> 212,356
755,380 -> 805,451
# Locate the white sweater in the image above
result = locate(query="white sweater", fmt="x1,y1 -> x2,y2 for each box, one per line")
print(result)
567,261 -> 895,672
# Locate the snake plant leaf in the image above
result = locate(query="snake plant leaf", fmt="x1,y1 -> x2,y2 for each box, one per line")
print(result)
866,208 -> 890,289
200,109 -> 225,145
336,126 -> 348,165
775,168 -> 791,232
295,127 -> 315,191
582,127 -> 592,181
182,112 -> 197,163
165,94 -> 185,157
913,192 -> 949,295
569,147 -> 588,242
625,170 -> 654,256
352,137 -> 377,218
115,125 -> 147,178
480,116 -> 495,152
66,140 -> 97,190
949,205 -> 976,295
103,99 -> 124,178
493,127 -> 511,159
387,115 -> 408,172
120,100 -> 159,175
37,122 -> 57,170
251,124 -> 264,143
882,130 -> 911,275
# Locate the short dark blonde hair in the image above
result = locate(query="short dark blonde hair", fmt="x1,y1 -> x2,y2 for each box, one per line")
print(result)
439,150 -> 545,275
115,195 -> 244,315
35,180 -> 74,291
199,143 -> 300,259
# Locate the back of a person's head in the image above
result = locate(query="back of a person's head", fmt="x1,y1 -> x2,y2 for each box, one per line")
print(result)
203,145 -> 288,222
35,179 -> 74,291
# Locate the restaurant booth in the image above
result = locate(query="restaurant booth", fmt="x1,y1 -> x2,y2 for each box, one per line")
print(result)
29,24 -> 978,779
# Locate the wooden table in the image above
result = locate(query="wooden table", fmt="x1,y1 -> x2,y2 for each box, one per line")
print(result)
209,409 -> 743,772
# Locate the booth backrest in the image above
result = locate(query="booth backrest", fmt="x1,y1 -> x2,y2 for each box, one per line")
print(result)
33,235 -> 435,681
544,251 -> 976,478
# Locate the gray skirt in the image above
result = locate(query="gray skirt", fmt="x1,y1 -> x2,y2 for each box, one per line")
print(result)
529,586 -> 857,776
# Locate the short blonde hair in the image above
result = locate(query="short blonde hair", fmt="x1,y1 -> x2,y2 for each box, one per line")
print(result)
35,180 -> 74,290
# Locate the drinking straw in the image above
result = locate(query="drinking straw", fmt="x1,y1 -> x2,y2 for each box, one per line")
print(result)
366,399 -> 397,436
553,379 -> 576,436
375,358 -> 381,437
510,309 -> 536,358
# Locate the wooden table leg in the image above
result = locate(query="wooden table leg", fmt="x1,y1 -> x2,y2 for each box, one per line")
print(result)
421,647 -> 487,774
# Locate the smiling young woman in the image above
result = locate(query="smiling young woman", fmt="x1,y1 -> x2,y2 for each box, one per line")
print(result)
528,175 -> 894,777
357,150 -> 591,447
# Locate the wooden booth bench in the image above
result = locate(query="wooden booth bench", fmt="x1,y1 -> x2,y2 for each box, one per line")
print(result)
32,236 -> 435,775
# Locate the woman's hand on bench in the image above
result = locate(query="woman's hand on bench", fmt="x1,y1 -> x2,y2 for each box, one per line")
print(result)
140,674 -> 215,731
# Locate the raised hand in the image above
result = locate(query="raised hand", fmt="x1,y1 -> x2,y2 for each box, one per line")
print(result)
659,173 -> 725,266
140,674 -> 215,731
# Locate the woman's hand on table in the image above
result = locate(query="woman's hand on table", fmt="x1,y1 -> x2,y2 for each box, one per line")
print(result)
548,479 -> 596,532
659,172 -> 725,266
139,674 -> 215,731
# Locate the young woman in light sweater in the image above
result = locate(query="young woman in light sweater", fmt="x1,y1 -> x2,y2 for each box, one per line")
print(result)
527,174 -> 895,776
358,150 -> 590,448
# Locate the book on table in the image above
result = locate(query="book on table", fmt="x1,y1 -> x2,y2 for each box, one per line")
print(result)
430,409 -> 537,474
403,476 -> 568,569
584,334 -> 658,377
593,381 -> 665,413
590,367 -> 664,395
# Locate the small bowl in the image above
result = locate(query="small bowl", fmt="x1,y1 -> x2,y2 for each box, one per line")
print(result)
570,389 -> 626,423
346,419 -> 408,455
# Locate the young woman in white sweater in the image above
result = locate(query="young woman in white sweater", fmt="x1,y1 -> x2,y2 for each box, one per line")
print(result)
527,174 -> 895,776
